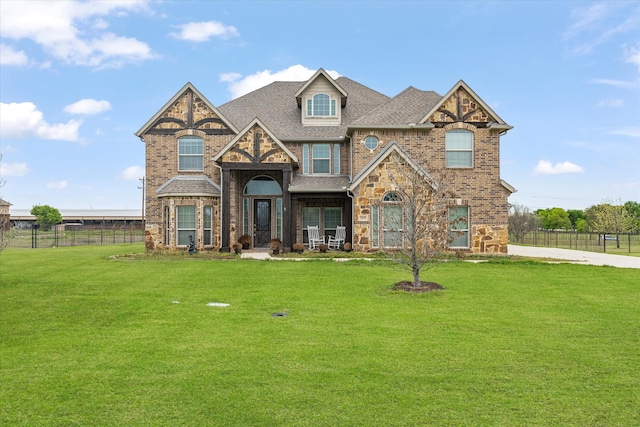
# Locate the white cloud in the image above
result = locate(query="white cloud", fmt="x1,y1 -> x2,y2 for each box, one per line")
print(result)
624,42 -> 640,72
596,98 -> 624,108
563,2 -> 640,55
120,165 -> 144,181
588,78 -> 636,88
64,99 -> 111,115
534,160 -> 585,175
47,180 -> 68,189
170,21 -> 239,42
0,102 -> 82,141
0,162 -> 28,177
0,44 -> 28,66
222,65 -> 341,99
0,0 -> 156,69
610,127 -> 640,138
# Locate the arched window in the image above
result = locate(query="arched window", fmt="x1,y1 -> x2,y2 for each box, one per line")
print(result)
382,192 -> 403,247
178,136 -> 204,171
306,93 -> 336,117
445,130 -> 473,168
243,176 -> 282,195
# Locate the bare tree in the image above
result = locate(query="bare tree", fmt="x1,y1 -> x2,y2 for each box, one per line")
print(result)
509,203 -> 539,243
0,153 -> 15,252
382,151 -> 460,288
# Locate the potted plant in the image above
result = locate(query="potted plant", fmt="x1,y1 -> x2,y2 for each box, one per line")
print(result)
238,234 -> 251,249
269,238 -> 283,255
292,243 -> 305,254
318,244 -> 328,253
232,242 -> 242,254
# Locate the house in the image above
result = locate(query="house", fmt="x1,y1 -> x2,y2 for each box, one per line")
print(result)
136,69 -> 514,253
0,198 -> 11,231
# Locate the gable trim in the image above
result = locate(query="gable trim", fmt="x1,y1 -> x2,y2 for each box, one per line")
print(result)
349,141 -> 431,192
294,68 -> 348,108
418,80 -> 510,129
212,117 -> 299,165
135,82 -> 239,138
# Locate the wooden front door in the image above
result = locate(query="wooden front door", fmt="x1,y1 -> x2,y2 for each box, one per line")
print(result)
254,199 -> 271,247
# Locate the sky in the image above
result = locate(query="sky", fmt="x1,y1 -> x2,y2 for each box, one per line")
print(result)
0,0 -> 638,213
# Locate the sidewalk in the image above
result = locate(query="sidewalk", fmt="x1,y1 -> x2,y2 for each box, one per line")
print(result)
508,244 -> 640,269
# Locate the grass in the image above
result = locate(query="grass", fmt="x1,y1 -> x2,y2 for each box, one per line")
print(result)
1,245 -> 639,426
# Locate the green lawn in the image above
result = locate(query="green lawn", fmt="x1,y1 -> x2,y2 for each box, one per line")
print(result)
1,245 -> 638,426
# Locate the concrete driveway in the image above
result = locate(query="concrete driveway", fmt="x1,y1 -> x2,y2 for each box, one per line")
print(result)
508,244 -> 640,269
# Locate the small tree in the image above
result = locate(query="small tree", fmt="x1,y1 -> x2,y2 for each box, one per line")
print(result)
586,198 -> 634,247
535,207 -> 571,230
383,152 -> 458,288
624,201 -> 640,232
509,203 -> 539,243
30,205 -> 62,231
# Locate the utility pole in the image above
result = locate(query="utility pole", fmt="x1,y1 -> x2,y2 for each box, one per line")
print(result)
138,177 -> 145,229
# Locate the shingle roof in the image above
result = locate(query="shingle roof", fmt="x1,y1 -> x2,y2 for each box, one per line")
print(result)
289,175 -> 350,193
351,86 -> 442,127
217,77 -> 391,141
156,176 -> 221,197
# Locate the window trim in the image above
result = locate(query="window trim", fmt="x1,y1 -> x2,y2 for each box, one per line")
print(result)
303,143 -> 341,175
306,93 -> 337,117
203,205 -> 213,246
381,192 -> 404,248
178,136 -> 204,172
445,130 -> 473,168
176,205 -> 196,246
449,206 -> 470,248
364,136 -> 379,151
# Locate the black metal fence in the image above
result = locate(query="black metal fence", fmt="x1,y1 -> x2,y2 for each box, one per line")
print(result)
7,224 -> 145,248
515,230 -> 640,255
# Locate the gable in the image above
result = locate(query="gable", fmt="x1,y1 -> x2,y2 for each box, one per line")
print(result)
294,68 -> 347,107
419,80 -> 512,131
135,82 -> 238,137
214,118 -> 298,166
350,141 -> 431,192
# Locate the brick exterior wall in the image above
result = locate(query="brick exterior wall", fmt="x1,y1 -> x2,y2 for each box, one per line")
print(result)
140,82 -> 511,254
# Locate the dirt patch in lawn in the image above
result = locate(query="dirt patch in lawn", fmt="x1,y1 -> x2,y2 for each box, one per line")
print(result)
392,281 -> 446,292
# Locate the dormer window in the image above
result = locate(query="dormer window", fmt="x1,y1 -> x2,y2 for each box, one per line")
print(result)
306,93 -> 337,117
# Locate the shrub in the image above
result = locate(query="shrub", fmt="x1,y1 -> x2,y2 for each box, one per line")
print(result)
292,243 -> 305,254
238,235 -> 251,249
232,243 -> 242,254
269,238 -> 283,255
319,244 -> 328,253
343,242 -> 352,252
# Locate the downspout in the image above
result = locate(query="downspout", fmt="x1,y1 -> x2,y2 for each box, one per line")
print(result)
345,133 -> 355,247
346,189 -> 355,248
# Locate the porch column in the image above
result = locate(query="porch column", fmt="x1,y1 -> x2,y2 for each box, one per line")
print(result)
220,168 -> 231,252
344,194 -> 353,246
290,195 -> 298,248
282,169 -> 291,250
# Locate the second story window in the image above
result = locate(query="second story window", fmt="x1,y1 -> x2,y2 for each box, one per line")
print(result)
303,143 -> 340,174
178,136 -> 203,171
306,93 -> 337,117
445,130 -> 473,168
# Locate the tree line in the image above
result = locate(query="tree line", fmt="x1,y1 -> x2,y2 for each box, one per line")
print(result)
509,199 -> 640,243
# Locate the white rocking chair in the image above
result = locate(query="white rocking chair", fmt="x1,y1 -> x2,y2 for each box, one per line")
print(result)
307,225 -> 325,250
327,226 -> 346,250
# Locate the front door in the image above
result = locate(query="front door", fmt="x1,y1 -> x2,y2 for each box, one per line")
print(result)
254,199 -> 271,247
